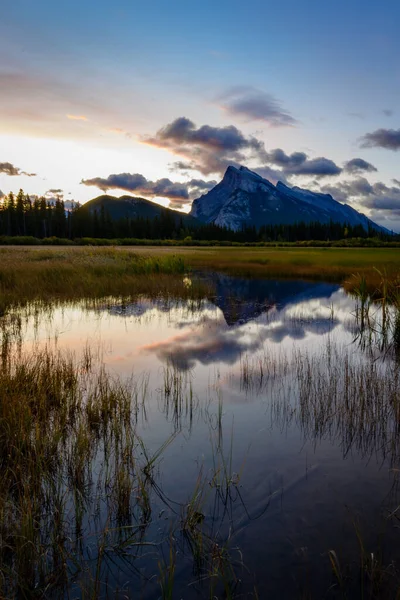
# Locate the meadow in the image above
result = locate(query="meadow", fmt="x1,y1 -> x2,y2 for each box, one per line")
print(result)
144,245 -> 400,287
1,245 -> 400,300
0,247 -> 208,314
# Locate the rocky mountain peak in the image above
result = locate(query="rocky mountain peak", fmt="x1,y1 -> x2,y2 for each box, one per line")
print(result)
190,164 -> 389,234
221,165 -> 274,194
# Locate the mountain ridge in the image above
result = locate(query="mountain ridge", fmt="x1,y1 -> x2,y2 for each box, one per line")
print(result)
80,193 -> 198,227
190,166 -> 390,234
80,167 -> 390,236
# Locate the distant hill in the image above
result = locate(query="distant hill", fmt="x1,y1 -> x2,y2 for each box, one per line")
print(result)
190,166 -> 391,234
80,194 -> 198,227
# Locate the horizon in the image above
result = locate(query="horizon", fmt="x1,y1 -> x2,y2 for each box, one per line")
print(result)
1,0 -> 399,229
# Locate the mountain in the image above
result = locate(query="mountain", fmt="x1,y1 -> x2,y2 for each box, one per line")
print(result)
100,275 -> 340,328
203,273 -> 340,326
81,194 -> 198,226
190,166 -> 390,234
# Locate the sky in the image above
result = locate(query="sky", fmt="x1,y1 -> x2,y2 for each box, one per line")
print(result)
1,0 -> 399,228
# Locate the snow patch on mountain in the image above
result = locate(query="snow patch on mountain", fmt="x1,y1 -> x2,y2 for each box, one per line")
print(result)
190,166 -> 389,234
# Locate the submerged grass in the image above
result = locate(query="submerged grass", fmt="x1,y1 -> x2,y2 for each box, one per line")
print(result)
0,345 -> 139,596
238,340 -> 400,464
350,270 -> 400,354
2,327 -> 400,597
237,343 -> 400,597
0,340 -> 251,599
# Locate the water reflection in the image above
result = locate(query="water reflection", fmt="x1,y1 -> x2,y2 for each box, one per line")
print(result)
136,277 -> 352,369
208,273 -> 340,325
2,275 -> 400,598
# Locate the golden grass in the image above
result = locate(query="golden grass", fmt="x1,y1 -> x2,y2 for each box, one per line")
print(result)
7,245 -> 400,291
146,246 -> 400,288
0,247 -> 209,312
0,342 -> 246,598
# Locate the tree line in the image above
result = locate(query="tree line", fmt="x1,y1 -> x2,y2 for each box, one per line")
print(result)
0,189 -> 394,243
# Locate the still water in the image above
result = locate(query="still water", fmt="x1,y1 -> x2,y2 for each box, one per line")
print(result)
5,274 -> 400,598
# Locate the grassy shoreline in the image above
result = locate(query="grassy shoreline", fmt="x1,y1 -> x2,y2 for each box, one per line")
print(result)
3,245 -> 400,300
0,247 -> 209,312
1,235 -> 399,248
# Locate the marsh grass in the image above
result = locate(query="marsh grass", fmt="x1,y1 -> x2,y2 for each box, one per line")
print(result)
2,334 -> 400,597
3,246 -> 400,309
0,344 -> 149,597
160,365 -> 197,433
0,247 -> 212,315
5,270 -> 400,597
106,246 -> 400,289
325,514 -> 399,600
240,349 -> 290,393
350,271 -> 400,355
235,342 -> 400,597
0,337 -> 251,598
237,341 -> 400,465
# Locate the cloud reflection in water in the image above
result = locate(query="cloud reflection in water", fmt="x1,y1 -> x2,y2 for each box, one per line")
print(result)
136,278 -> 356,370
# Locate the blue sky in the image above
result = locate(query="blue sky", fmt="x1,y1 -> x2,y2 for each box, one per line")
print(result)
1,0 -> 399,228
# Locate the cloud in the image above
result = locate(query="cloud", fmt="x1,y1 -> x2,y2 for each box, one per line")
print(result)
0,162 -> 20,176
142,299 -> 339,370
144,118 -> 340,181
217,86 -> 297,127
45,188 -> 64,200
81,172 -> 216,203
360,181 -> 400,210
0,161 -> 36,177
67,114 -> 88,121
82,173 -> 188,199
260,148 -> 342,178
261,149 -> 341,178
320,177 -> 400,231
253,165 -> 288,185
187,178 -> 217,195
141,320 -> 266,370
321,177 -> 400,205
46,188 -> 63,195
343,158 -> 377,174
359,128 -> 400,151
141,319 -> 245,370
143,117 -> 268,176
366,210 -> 400,233
146,117 -> 262,153
320,178 -> 371,203
264,149 -> 308,168
382,109 -> 393,117
286,157 -> 342,177
168,180 -> 217,209
108,127 -> 133,138
143,118 -> 352,184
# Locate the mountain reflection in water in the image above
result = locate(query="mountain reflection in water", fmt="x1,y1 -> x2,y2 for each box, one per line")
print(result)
5,274 -> 400,599
103,275 -> 352,370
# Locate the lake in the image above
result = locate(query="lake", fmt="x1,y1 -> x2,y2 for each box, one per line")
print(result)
2,273 -> 400,599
